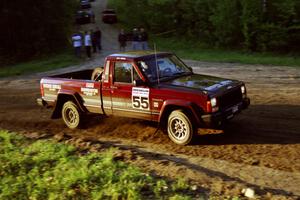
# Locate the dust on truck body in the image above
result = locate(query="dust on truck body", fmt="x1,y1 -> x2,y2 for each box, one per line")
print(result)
37,51 -> 250,145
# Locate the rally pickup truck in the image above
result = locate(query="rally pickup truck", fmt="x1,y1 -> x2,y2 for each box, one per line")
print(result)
37,51 -> 250,145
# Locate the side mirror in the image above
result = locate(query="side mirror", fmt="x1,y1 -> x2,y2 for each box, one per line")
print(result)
133,79 -> 144,86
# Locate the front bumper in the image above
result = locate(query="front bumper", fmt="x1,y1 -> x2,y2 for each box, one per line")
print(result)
201,97 -> 250,127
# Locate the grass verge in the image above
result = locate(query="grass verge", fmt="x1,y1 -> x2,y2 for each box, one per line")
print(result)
0,50 -> 80,78
150,37 -> 300,67
0,130 -> 207,200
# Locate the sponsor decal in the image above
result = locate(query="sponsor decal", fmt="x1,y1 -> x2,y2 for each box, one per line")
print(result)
132,87 -> 150,110
43,84 -> 61,91
86,83 -> 94,88
153,102 -> 159,108
81,88 -> 98,96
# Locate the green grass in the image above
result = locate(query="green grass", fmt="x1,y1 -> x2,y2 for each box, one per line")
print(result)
0,130 -> 208,200
150,37 -> 300,67
0,50 -> 80,78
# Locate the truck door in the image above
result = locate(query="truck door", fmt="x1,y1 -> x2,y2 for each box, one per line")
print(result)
110,61 -> 152,120
101,60 -> 113,115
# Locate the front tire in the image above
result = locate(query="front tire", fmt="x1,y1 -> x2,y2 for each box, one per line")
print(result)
62,101 -> 81,129
167,110 -> 194,145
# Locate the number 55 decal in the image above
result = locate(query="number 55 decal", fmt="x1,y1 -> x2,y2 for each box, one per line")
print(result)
132,87 -> 150,110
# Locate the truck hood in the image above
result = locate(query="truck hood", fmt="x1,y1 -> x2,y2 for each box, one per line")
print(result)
163,74 -> 240,93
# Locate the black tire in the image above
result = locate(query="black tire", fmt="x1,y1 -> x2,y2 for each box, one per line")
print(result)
62,101 -> 81,129
167,110 -> 194,145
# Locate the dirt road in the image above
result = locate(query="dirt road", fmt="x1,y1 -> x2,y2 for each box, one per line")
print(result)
1,59 -> 300,199
1,0 -> 300,199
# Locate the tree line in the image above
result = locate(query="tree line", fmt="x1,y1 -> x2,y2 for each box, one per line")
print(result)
110,0 -> 300,53
0,0 -> 77,63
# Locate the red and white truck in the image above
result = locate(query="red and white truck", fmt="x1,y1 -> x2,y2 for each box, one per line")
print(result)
37,51 -> 250,145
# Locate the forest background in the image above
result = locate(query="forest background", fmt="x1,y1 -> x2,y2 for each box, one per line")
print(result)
0,0 -> 299,64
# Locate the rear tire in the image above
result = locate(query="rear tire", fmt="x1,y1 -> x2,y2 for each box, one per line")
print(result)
62,101 -> 81,129
167,110 -> 194,145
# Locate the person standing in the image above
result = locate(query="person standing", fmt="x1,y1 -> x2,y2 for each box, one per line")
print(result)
140,28 -> 149,50
91,29 -> 97,53
72,32 -> 82,57
118,29 -> 127,51
84,31 -> 92,59
132,28 -> 140,50
94,27 -> 102,52
87,9 -> 95,23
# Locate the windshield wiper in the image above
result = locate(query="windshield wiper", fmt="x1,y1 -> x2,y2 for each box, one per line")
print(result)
158,72 -> 190,81
173,72 -> 185,76
155,72 -> 192,82
173,71 -> 192,76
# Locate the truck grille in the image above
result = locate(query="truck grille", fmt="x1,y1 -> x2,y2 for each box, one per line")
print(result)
218,88 -> 242,110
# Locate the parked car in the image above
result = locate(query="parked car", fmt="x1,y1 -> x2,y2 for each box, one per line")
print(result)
75,10 -> 94,24
37,52 -> 250,145
80,0 -> 91,9
102,9 -> 117,24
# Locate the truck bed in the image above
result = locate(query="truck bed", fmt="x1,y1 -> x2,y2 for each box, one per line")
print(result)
40,68 -> 104,114
51,69 -> 95,80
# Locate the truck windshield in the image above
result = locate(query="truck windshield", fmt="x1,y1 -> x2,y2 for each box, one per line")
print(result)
137,55 -> 192,82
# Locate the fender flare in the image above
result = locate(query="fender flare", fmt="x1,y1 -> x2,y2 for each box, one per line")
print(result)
51,89 -> 86,119
158,99 -> 203,127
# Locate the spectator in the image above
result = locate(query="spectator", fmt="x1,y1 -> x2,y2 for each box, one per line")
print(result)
94,27 -> 102,52
71,32 -> 82,57
132,28 -> 140,50
91,29 -> 97,53
84,31 -> 92,58
87,9 -> 95,23
140,28 -> 149,50
118,29 -> 127,51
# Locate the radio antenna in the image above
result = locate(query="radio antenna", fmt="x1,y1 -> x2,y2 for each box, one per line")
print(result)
154,43 -> 160,85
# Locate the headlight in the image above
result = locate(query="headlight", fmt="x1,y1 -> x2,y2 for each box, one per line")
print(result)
210,97 -> 217,107
207,97 -> 218,112
241,86 -> 246,94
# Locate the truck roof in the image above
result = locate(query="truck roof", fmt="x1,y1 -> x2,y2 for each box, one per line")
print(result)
107,51 -> 172,61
